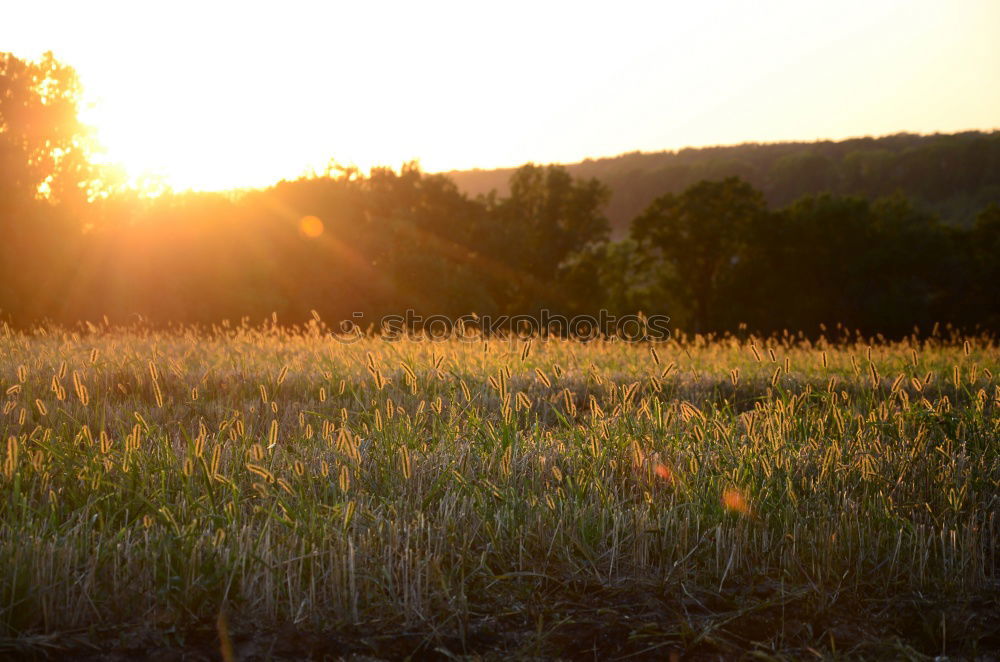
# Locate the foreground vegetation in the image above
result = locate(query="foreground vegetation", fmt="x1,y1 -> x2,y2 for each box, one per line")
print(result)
0,323 -> 998,659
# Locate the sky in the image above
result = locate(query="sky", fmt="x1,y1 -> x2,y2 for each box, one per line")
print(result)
3,0 -> 999,191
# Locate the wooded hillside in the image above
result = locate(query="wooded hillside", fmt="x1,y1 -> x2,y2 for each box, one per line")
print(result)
444,131 -> 1000,232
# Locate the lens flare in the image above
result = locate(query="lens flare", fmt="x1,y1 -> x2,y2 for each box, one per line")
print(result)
654,463 -> 673,483
299,215 -> 324,238
722,488 -> 750,515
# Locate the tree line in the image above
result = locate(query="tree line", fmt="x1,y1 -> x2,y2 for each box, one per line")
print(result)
448,130 -> 1000,233
2,52 -> 998,335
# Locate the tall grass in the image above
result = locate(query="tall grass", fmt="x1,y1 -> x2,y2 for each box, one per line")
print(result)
1,322 -> 997,657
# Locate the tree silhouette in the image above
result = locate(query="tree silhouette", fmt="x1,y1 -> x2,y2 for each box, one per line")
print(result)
1,52 -> 97,321
631,177 -> 766,332
0,52 -> 94,207
489,164 -> 610,310
967,203 -> 1000,327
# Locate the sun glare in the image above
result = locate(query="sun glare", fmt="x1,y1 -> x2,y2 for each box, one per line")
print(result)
79,99 -> 332,193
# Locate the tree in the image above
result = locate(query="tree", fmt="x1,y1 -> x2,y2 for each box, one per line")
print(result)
491,164 -> 610,310
0,51 -> 94,207
729,194 -> 877,332
1,52 -> 95,321
559,239 -> 671,317
725,192 -> 954,335
966,203 -> 1000,327
631,177 -> 766,332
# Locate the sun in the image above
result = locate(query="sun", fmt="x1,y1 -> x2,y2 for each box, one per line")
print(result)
80,99 -> 314,193
77,72 -> 414,194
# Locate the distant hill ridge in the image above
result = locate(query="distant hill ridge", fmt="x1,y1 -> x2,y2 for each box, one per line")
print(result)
442,131 -> 1000,232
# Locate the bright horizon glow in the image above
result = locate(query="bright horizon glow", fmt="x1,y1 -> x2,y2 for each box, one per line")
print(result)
3,0 -> 999,192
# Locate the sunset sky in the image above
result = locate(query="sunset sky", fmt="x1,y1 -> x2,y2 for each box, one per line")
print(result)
3,0 -> 998,191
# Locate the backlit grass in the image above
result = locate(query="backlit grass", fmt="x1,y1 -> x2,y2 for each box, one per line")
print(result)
1,322 -> 997,658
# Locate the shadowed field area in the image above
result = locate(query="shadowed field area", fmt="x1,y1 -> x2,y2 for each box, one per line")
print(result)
0,324 -> 998,659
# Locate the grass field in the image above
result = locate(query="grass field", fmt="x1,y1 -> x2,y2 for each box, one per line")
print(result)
0,322 -> 997,659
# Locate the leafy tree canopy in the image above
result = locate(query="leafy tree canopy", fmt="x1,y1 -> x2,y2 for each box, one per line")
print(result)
631,177 -> 766,331
0,51 -> 95,208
